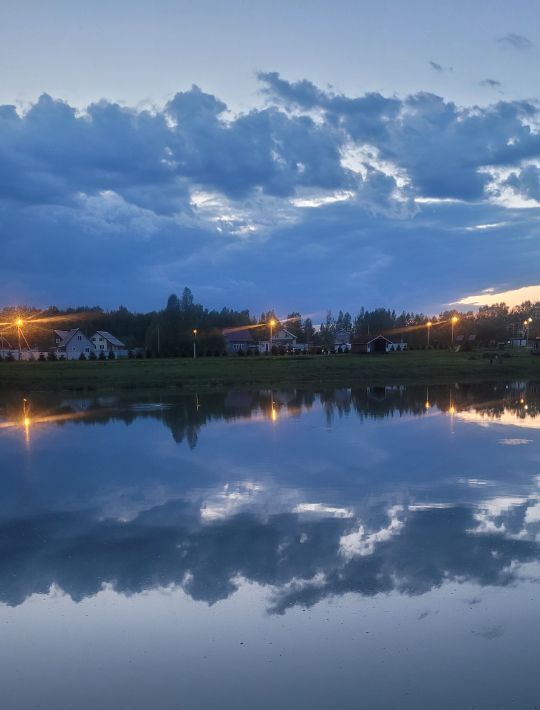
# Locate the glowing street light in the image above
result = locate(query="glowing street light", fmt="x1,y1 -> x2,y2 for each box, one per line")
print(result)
426,321 -> 432,347
192,329 -> 198,359
451,316 -> 459,346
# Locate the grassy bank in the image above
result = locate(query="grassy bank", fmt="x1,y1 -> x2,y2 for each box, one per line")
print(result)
0,350 -> 539,393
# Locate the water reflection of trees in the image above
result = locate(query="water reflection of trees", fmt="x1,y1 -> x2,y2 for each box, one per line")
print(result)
0,496 -> 537,611
1,382 -> 539,448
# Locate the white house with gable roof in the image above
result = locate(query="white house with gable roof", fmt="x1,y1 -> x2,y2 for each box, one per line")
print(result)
54,329 -> 94,359
90,331 -> 128,357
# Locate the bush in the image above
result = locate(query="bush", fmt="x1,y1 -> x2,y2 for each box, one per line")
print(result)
108,350 -> 116,360
88,351 -> 97,361
78,352 -> 86,361
48,351 -> 58,361
128,350 -> 134,359
5,353 -> 14,361
98,351 -> 106,361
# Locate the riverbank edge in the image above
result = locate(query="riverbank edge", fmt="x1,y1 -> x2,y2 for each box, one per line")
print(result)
1,351 -> 539,394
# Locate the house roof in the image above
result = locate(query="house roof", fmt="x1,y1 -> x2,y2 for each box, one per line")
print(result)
54,328 -> 83,347
93,331 -> 125,347
354,334 -> 394,345
273,328 -> 296,339
223,328 -> 254,343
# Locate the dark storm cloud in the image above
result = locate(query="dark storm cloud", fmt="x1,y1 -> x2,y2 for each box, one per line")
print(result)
2,74 -> 540,308
260,73 -> 540,200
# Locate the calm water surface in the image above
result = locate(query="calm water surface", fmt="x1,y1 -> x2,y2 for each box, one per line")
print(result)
1,383 -> 539,709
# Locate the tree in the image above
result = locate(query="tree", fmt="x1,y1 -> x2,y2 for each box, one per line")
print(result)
304,318 -> 315,344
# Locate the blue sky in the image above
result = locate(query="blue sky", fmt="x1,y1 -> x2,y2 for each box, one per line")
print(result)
1,0 -> 540,316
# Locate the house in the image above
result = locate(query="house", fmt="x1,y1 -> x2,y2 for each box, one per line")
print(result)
223,328 -> 257,354
91,331 -> 128,357
272,329 -> 297,348
258,328 -> 299,353
352,335 -> 407,354
54,329 -> 94,360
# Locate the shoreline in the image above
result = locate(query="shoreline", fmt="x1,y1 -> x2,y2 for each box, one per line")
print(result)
0,351 -> 539,394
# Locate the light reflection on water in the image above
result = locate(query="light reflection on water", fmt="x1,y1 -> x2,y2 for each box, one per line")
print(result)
0,382 -> 539,709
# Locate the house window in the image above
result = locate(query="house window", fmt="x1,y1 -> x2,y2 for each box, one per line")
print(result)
77,335 -> 81,341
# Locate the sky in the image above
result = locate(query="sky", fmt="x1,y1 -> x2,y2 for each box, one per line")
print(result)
1,0 -> 540,317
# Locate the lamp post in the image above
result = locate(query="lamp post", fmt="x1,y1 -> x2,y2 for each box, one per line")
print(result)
16,318 -> 24,360
426,321 -> 432,347
192,329 -> 198,359
269,318 -> 276,353
523,318 -> 532,346
451,316 -> 458,347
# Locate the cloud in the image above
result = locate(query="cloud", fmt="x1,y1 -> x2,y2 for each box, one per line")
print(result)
3,74 -> 540,310
497,33 -> 533,50
429,61 -> 453,73
479,78 -> 502,88
455,283 -> 540,308
0,499 -> 537,611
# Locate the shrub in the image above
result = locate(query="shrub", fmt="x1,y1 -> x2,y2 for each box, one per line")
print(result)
88,351 -> 97,361
108,350 -> 116,360
98,351 -> 106,361
48,351 -> 58,361
78,352 -> 86,361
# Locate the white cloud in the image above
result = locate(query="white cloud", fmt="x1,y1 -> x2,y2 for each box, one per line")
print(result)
455,283 -> 540,308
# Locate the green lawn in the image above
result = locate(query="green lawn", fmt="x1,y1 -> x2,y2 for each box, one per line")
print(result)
1,350 -> 539,393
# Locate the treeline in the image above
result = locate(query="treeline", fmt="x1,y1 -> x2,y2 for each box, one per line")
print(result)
1,288 -> 252,356
2,291 -> 539,356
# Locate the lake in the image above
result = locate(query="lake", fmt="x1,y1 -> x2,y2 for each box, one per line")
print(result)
0,383 -> 539,709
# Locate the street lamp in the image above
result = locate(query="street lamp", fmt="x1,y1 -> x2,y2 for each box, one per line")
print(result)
451,316 -> 459,346
269,319 -> 276,352
192,329 -> 198,359
426,321 -> 432,347
523,318 -> 533,345
15,317 -> 24,360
